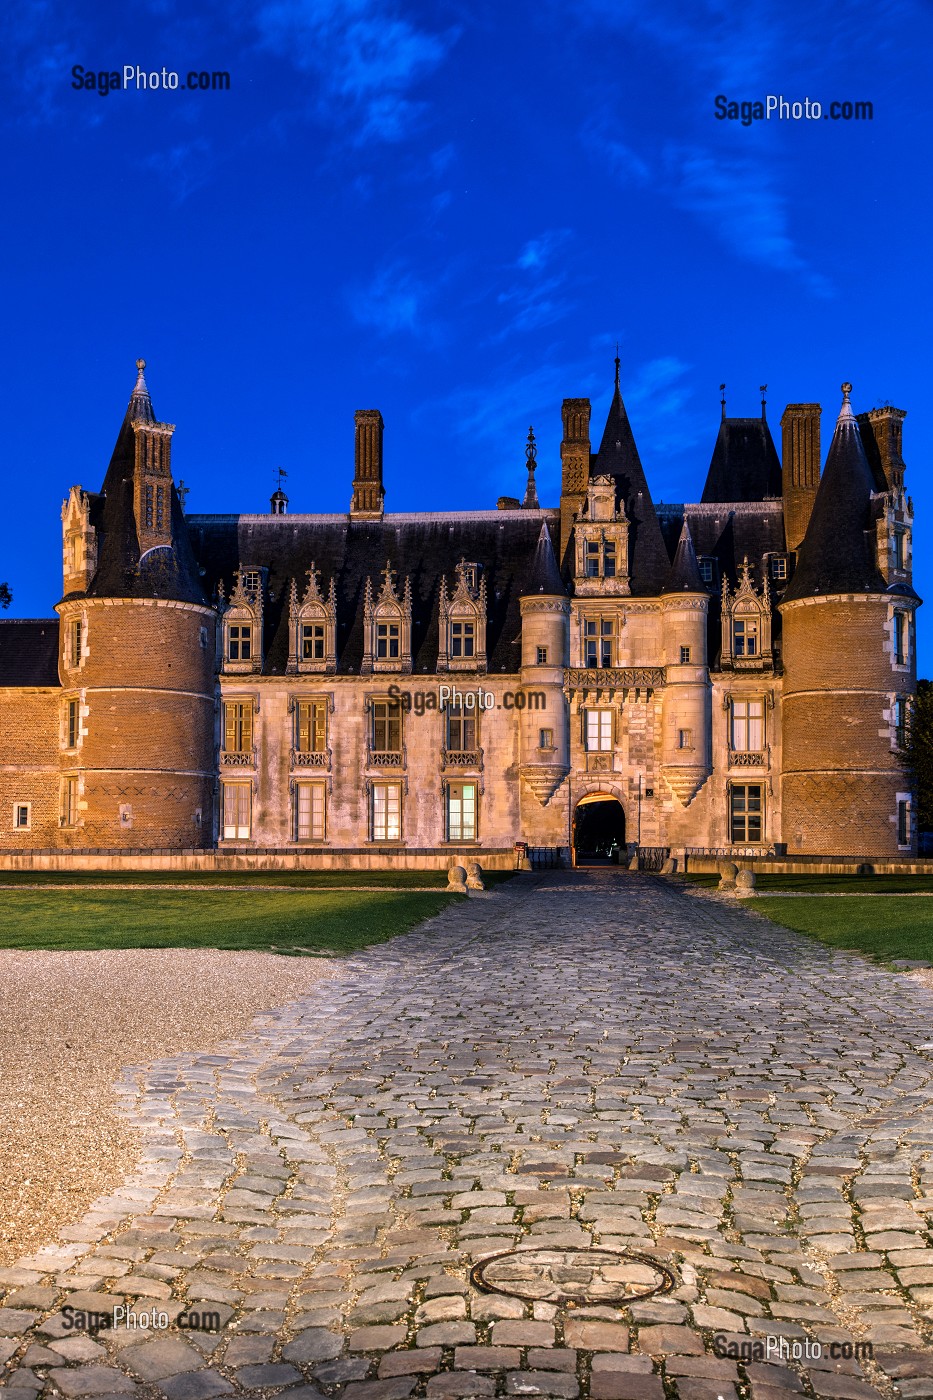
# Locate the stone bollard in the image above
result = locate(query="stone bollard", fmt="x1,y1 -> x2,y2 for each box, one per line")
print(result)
660,856 -> 677,876
735,868 -> 757,896
718,860 -> 738,891
628,854 -> 640,871
447,864 -> 467,892
466,861 -> 485,892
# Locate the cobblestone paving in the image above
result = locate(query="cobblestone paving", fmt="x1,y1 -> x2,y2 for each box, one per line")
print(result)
5,871 -> 933,1400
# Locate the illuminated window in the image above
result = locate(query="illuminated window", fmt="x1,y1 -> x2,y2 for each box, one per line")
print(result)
296,701 -> 327,753
222,783 -> 251,839
584,710 -> 612,751
372,783 -> 401,841
447,782 -> 477,841
733,617 -> 759,657
296,782 -> 326,841
730,698 -> 764,751
223,701 -> 253,753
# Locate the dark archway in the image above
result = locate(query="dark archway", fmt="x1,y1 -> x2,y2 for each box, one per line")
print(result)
573,795 -> 626,865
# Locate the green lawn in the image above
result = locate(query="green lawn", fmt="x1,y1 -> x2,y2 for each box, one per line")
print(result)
754,895 -> 933,963
0,869 -> 517,889
0,890 -> 458,954
682,872 -> 933,894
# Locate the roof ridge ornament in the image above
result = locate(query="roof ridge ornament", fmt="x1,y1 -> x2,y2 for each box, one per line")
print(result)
838,381 -> 856,427
720,383 -> 726,422
522,427 -> 539,509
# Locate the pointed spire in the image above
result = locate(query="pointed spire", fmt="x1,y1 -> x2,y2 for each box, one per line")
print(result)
592,364 -> 671,594
525,520 -> 566,596
662,517 -> 705,593
522,426 -> 540,509
783,381 -> 887,602
128,358 -> 155,424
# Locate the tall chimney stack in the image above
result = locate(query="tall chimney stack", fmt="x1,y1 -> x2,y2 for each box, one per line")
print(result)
351,410 -> 385,518
781,403 -> 821,553
559,398 -> 591,562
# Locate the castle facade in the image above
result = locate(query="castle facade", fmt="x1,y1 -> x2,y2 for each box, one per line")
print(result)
0,361 -> 920,864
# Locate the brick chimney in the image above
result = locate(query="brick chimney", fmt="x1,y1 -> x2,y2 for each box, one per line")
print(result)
857,406 -> 907,492
781,403 -> 821,553
351,410 -> 385,518
559,397 -> 591,561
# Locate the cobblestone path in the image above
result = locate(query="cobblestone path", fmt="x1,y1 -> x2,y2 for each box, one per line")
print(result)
4,872 -> 933,1400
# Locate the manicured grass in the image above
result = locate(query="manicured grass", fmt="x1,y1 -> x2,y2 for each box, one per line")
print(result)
754,895 -> 933,963
682,872 -> 933,893
0,890 -> 458,954
0,869 -> 517,889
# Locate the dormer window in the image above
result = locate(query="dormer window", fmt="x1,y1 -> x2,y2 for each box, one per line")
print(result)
362,563 -> 413,674
227,623 -> 252,662
437,560 -> 487,672
770,555 -> 788,582
585,540 -> 600,577
220,568 -> 263,674
699,558 -> 717,586
288,565 -> 337,674
721,559 -> 772,671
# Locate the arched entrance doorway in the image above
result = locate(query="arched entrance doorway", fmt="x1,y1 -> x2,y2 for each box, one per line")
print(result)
573,794 -> 626,865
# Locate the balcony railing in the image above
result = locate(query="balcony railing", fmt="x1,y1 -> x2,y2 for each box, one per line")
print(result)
221,749 -> 256,767
291,748 -> 331,769
369,750 -> 404,767
442,748 -> 483,768
729,750 -> 766,767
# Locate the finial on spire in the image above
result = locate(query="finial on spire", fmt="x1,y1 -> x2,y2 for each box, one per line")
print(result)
270,466 -> 289,515
837,381 -> 856,426
177,479 -> 189,513
614,344 -> 621,390
760,384 -> 768,420
522,426 -> 539,509
136,358 -> 146,373
720,383 -> 726,421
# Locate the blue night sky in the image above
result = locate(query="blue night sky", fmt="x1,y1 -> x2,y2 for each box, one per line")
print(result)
2,1 -> 931,665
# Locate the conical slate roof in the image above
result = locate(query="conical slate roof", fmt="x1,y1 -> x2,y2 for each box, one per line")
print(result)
782,384 -> 886,603
523,520 -> 566,596
662,518 -> 705,593
701,416 -> 781,503
76,361 -> 207,606
592,365 -> 671,595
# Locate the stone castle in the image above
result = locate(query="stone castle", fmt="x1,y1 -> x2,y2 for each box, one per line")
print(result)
0,359 -> 919,865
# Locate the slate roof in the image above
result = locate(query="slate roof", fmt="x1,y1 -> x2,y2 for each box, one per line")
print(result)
0,621 -> 61,686
701,416 -> 782,503
657,503 -> 786,590
662,519 -> 705,593
187,510 -> 559,674
782,389 -> 887,603
590,372 -> 671,595
74,364 -> 207,607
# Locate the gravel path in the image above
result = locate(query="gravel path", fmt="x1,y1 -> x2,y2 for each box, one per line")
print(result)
0,950 -> 337,1270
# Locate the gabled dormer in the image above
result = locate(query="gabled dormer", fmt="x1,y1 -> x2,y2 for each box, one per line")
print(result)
61,486 -> 99,596
361,562 -> 412,673
220,568 -> 263,674
572,475 -> 630,596
287,563 -> 337,673
721,558 -> 772,670
437,559 -> 487,671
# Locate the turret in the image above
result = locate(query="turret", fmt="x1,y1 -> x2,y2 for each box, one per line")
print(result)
780,384 -> 921,856
55,360 -> 216,850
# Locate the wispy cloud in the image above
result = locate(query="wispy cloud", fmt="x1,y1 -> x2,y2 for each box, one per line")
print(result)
516,229 -> 572,271
251,0 -> 458,143
664,144 -> 832,296
140,138 -> 214,202
348,260 -> 433,337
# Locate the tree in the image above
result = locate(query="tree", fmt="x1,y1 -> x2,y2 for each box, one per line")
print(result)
0,583 -> 10,609
899,679 -> 933,835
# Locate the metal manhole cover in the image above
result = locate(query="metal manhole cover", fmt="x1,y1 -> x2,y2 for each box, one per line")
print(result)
470,1247 -> 676,1308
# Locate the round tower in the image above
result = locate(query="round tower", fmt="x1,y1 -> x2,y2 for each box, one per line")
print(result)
56,361 -> 216,851
780,384 -> 919,857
